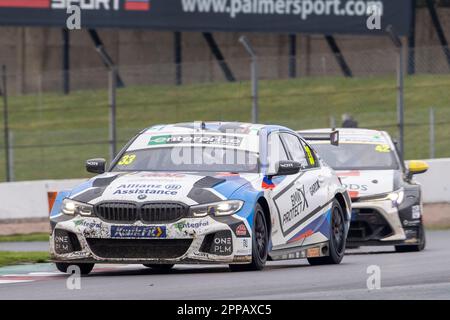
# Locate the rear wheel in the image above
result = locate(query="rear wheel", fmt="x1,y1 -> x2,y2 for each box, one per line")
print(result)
143,264 -> 175,271
308,199 -> 346,266
55,263 -> 95,275
229,203 -> 268,272
395,224 -> 426,252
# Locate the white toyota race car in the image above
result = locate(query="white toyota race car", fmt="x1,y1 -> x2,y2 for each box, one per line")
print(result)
50,122 -> 351,274
301,128 -> 429,252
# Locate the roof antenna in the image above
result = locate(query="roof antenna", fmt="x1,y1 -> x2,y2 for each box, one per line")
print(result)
201,121 -> 206,130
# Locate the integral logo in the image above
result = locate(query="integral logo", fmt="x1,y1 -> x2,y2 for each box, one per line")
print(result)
137,194 -> 147,200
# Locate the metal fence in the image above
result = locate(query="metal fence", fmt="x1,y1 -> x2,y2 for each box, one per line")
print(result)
0,45 -> 449,182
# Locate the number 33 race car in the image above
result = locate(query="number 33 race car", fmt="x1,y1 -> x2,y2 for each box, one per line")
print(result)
50,122 -> 351,274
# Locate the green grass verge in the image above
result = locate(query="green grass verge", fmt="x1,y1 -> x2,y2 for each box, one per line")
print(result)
0,251 -> 49,267
0,233 -> 50,242
0,74 -> 449,181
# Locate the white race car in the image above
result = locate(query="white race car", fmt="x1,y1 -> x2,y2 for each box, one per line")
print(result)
301,128 -> 428,252
50,122 -> 351,274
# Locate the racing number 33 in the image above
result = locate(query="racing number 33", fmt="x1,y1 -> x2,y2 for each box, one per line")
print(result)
118,154 -> 136,165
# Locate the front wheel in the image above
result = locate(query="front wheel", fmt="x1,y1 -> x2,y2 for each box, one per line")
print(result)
395,225 -> 426,252
55,263 -> 95,275
308,199 -> 346,266
229,203 -> 268,272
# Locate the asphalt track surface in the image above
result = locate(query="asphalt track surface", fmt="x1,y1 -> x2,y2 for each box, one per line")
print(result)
0,230 -> 449,300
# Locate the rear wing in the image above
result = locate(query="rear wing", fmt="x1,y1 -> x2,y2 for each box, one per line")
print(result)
297,130 -> 339,146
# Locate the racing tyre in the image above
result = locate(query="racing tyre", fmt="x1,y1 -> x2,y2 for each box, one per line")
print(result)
395,225 -> 426,252
143,264 -> 175,271
308,199 -> 346,266
55,263 -> 95,275
229,203 -> 268,272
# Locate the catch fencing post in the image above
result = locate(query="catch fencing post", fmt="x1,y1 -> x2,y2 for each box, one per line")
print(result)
239,36 -> 258,124
387,25 -> 405,162
109,67 -> 117,161
8,131 -> 14,181
429,107 -> 435,159
329,115 -> 336,129
1,65 -> 11,182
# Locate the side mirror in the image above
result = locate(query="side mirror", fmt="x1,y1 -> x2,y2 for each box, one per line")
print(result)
407,160 -> 429,178
271,160 -> 301,177
86,158 -> 106,174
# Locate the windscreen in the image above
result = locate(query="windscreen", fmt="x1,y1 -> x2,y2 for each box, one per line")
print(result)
312,143 -> 399,170
112,133 -> 260,173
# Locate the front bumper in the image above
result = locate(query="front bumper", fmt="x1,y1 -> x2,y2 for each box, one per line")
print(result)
347,199 -> 407,245
50,215 -> 252,264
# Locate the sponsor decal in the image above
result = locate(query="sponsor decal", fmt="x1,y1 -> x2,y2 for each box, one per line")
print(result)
210,231 -> 233,255
261,176 -> 275,190
234,223 -> 249,237
233,255 -> 251,262
342,183 -> 368,192
403,220 -> 421,227
148,134 -> 171,145
306,247 -> 321,258
148,134 -> 243,147
133,172 -> 185,178
412,205 -> 421,219
74,219 -> 102,229
54,229 -> 73,254
110,225 -> 166,238
309,180 -> 320,196
192,251 -> 209,258
282,185 -> 309,228
212,237 -> 232,254
174,220 -> 209,232
112,183 -> 181,195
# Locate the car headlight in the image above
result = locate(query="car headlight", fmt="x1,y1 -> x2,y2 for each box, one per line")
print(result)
367,189 -> 404,207
189,200 -> 244,217
386,189 -> 405,205
61,198 -> 93,216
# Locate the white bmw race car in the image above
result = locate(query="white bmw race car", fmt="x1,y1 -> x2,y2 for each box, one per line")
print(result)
301,128 -> 428,252
50,122 -> 351,274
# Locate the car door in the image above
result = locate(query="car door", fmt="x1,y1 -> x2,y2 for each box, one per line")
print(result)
265,131 -> 301,248
268,132 -> 329,249
296,138 -> 335,247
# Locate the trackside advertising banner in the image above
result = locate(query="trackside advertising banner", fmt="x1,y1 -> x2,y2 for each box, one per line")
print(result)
0,0 -> 412,35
